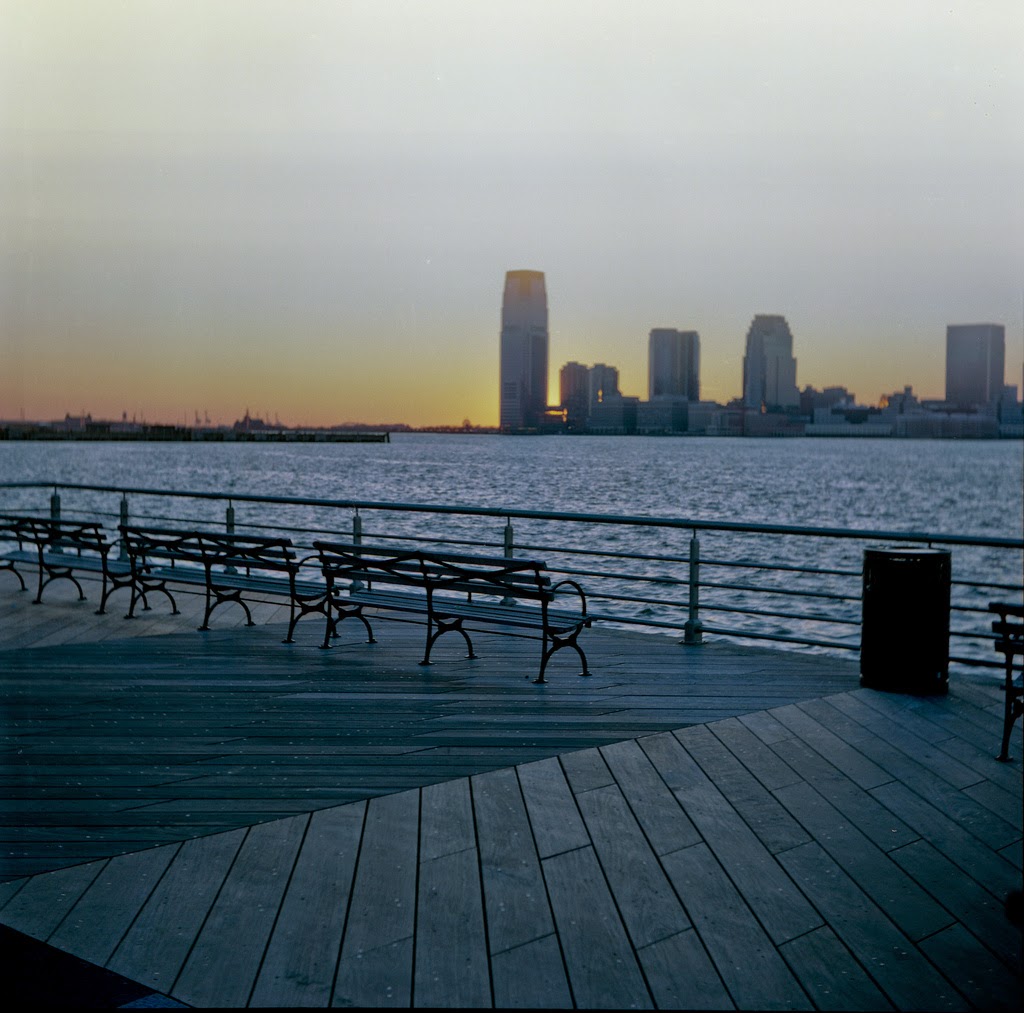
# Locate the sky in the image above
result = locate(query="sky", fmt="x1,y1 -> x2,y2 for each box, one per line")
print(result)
2,1 -> 1022,427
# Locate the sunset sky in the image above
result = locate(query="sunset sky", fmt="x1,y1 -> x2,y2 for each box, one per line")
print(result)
2,1 -> 1022,427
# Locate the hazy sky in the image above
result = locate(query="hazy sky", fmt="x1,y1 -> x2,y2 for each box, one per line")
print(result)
2,1 -> 1022,426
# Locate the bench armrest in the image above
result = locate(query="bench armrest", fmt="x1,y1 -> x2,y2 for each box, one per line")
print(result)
550,578 -> 588,615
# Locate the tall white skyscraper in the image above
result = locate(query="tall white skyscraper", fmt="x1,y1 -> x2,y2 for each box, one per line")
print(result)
742,315 -> 799,409
945,323 -> 1005,406
648,328 -> 700,401
499,270 -> 549,430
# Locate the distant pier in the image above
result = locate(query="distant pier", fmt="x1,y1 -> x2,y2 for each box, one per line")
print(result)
0,425 -> 390,443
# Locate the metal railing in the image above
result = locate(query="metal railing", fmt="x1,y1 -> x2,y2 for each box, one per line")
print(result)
1,480 -> 1021,672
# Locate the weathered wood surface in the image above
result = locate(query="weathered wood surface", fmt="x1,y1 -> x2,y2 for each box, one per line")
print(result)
1,575 -> 1022,1008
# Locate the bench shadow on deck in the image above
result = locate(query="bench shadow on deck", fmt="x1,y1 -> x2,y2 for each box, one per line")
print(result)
0,575 -> 1021,1009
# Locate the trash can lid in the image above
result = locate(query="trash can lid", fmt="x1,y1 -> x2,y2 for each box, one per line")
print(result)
865,546 -> 951,558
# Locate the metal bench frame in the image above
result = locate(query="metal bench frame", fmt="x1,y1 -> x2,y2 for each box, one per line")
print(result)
988,601 -> 1024,762
314,540 -> 591,684
0,514 -> 130,613
119,525 -> 327,639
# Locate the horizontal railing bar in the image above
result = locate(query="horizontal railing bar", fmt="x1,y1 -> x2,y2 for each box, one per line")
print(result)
699,580 -> 859,602
517,541 -> 863,577
699,625 -> 860,650
3,481 -> 1020,548
572,588 -> 857,626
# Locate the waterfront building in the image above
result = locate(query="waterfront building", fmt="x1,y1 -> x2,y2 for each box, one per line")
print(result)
742,315 -> 799,410
945,323 -> 1005,407
586,394 -> 639,434
648,329 -> 700,401
588,363 -> 620,412
499,270 -> 549,430
636,397 -> 689,434
559,361 -> 591,429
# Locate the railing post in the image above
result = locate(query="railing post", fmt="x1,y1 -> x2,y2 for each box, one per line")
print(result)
49,489 -> 61,521
119,494 -> 129,560
683,531 -> 704,646
351,510 -> 364,591
501,517 -> 516,605
225,500 -> 237,573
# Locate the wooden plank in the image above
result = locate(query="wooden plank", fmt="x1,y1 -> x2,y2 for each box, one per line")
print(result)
0,877 -> 27,909
598,738 -> 701,855
558,747 -> 614,793
490,934 -> 572,1009
575,784 -> 690,947
106,828 -> 247,988
800,697 -> 1021,851
772,781 -> 953,941
472,766 -> 553,954
516,756 -> 588,859
47,843 -> 178,965
768,736 -> 918,852
0,861 -> 104,940
853,689 -> 957,744
636,928 -> 734,1010
931,732 -> 1024,796
916,922 -> 1023,1011
172,814 -> 308,1008
737,709 -> 794,745
660,843 -> 811,1010
889,839 -> 1023,971
644,731 -> 822,945
676,724 -> 810,854
706,716 -> 803,790
963,778 -> 1024,828
769,703 -> 892,790
333,790 -> 419,1009
249,802 -> 365,1008
419,778 -> 475,862
777,842 -> 968,1012
870,781 -> 1021,901
414,846 -> 490,1008
823,694 -> 983,789
777,926 -> 893,1012
542,845 -> 652,1009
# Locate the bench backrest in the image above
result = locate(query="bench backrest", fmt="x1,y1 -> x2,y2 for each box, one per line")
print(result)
0,514 -> 109,554
989,601 -> 1024,658
120,525 -> 296,573
313,540 -> 551,600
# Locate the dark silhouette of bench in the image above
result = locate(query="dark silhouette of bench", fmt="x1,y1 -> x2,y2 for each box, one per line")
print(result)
118,525 -> 327,640
988,601 -> 1024,762
314,541 -> 591,683
0,514 -> 130,612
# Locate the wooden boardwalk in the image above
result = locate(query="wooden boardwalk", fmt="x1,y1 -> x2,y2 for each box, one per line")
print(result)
0,573 -> 1021,1008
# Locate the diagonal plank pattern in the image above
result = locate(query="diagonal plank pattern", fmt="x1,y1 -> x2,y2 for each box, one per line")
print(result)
1,574 -> 1022,1007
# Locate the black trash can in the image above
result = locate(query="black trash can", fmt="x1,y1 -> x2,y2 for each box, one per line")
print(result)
860,547 -> 950,695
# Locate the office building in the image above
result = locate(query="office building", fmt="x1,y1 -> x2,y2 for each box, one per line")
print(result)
742,315 -> 799,410
559,362 -> 590,429
945,324 -> 1005,406
648,329 -> 700,401
499,270 -> 549,430
588,363 -> 620,411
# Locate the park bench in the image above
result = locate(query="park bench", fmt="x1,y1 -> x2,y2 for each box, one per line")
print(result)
313,540 -> 591,683
0,513 -> 131,613
988,601 -> 1024,762
118,525 -> 328,639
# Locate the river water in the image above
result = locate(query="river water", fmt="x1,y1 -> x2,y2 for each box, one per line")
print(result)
1,435 -> 1021,659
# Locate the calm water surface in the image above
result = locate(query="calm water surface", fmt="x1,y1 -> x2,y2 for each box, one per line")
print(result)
1,434 -> 1020,535
2,435 -> 1020,659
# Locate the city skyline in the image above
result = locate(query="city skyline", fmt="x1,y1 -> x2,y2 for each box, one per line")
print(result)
2,2 -> 1022,427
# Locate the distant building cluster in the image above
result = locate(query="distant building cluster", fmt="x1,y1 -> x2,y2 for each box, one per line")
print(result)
497,270 -> 1022,438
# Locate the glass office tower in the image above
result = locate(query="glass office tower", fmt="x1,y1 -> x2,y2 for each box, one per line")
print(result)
499,270 -> 549,430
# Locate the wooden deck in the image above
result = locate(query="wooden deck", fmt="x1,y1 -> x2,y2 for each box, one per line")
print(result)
0,572 -> 1021,1008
